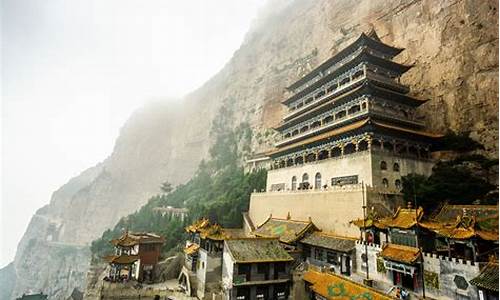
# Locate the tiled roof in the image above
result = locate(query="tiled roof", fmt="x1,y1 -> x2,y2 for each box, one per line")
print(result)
300,232 -> 356,253
380,243 -> 421,264
185,218 -> 210,233
103,254 -> 139,264
185,219 -> 244,240
420,213 -> 498,241
225,238 -> 293,263
184,243 -> 200,255
110,232 -> 165,247
432,204 -> 498,222
470,261 -> 499,292
267,119 -> 369,155
372,120 -> 443,138
378,207 -> 423,229
253,217 -> 318,244
303,270 -> 393,300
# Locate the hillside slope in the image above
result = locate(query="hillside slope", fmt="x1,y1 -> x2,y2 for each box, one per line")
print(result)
3,0 -> 498,299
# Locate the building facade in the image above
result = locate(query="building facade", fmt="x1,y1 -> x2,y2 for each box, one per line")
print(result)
222,238 -> 293,300
104,231 -> 165,283
248,29 -> 440,236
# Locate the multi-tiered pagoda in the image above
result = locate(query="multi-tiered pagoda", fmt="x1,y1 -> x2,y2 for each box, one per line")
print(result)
266,29 -> 440,192
248,30 -> 441,237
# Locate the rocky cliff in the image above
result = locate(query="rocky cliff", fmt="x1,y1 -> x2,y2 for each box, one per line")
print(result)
3,0 -> 498,299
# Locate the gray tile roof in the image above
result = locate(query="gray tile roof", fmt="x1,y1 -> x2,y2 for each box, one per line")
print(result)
300,232 -> 356,253
253,218 -> 316,244
470,262 -> 499,292
225,238 -> 293,263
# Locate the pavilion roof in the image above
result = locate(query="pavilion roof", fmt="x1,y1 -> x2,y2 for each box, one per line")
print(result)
185,218 -> 245,241
470,261 -> 499,292
185,218 -> 210,233
432,204 -> 499,222
184,243 -> 200,256
253,216 -> 318,244
300,232 -> 357,253
267,118 -> 369,156
283,48 -> 411,105
277,79 -> 426,132
225,238 -> 293,263
110,231 -> 165,247
377,207 -> 424,229
380,243 -> 421,264
352,206 -> 424,230
303,269 -> 394,300
268,117 -> 441,158
287,30 -> 403,92
103,254 -> 139,265
420,214 -> 499,241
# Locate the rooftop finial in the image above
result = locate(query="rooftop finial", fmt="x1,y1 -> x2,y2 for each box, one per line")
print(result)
366,27 -> 381,41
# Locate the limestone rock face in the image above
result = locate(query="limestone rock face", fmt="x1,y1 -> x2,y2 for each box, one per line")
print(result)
3,0 -> 497,299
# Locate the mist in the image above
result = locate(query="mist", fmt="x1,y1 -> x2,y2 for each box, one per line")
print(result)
1,0 -> 267,268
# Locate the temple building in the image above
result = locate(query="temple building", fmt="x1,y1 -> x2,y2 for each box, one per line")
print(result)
419,204 -> 499,262
248,29 -> 441,237
350,203 -> 498,299
299,231 -> 357,276
252,214 -> 318,254
222,238 -> 293,300
104,231 -> 165,283
181,218 -> 247,299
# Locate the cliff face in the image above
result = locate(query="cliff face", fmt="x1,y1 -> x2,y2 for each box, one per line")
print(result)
4,0 -> 498,298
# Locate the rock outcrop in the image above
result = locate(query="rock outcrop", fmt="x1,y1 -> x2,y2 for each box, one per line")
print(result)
3,0 -> 497,298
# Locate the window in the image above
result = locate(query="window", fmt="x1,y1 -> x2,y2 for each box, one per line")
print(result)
380,161 -> 387,170
395,179 -> 401,189
314,248 -> 323,260
326,251 -> 338,265
291,176 -> 297,191
315,173 -> 322,189
391,230 -> 416,247
382,178 -> 389,188
393,163 -> 400,172
302,173 -> 309,184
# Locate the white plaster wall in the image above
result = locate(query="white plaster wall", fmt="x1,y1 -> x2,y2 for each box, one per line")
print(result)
221,243 -> 234,294
267,152 -> 373,190
354,242 -> 385,282
267,151 -> 435,192
370,152 -> 434,190
196,249 -> 208,299
422,253 -> 480,300
249,186 -> 366,237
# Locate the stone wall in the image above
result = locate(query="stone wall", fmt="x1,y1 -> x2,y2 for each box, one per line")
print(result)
249,186 -> 367,237
353,242 -> 482,300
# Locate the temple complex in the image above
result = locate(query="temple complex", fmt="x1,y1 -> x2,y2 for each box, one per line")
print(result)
249,29 -> 441,237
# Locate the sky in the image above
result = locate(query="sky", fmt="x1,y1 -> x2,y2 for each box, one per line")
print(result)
0,0 -> 267,268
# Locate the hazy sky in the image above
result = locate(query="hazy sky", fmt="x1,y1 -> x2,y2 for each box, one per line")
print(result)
1,0 -> 267,268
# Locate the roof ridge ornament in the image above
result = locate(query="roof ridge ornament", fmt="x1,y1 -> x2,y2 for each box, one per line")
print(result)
366,28 -> 381,41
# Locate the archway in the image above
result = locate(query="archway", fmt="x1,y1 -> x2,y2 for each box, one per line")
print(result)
315,173 -> 322,189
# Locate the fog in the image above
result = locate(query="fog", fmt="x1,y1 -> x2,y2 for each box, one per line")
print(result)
1,0 -> 267,268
